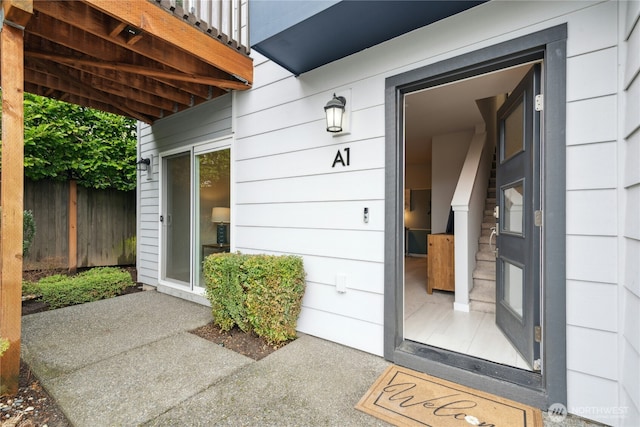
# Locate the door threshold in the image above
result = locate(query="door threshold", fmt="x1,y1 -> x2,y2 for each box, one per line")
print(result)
394,339 -> 547,409
156,283 -> 211,307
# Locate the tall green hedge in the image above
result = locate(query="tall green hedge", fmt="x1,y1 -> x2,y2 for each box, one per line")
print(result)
203,253 -> 306,344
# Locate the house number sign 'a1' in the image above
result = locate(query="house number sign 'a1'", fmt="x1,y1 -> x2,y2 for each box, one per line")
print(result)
332,147 -> 350,167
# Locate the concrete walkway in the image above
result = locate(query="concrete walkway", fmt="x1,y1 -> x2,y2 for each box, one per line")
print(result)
20,290 -> 391,426
21,290 -> 603,426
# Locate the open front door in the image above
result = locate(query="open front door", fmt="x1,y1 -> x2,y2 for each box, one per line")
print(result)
495,64 -> 541,370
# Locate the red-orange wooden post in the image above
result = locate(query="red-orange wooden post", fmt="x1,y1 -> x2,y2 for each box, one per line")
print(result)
0,0 -> 33,396
68,180 -> 78,274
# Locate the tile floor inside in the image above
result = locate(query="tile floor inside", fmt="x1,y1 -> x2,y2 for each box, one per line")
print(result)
403,256 -> 532,370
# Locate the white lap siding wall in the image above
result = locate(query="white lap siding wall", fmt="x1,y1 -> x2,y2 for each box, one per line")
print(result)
620,0 -> 640,424
136,1 -> 638,424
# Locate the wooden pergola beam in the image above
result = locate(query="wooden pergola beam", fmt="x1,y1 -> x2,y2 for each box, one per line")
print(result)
26,51 -> 248,90
0,0 -> 32,397
3,0 -> 32,28
84,0 -> 252,85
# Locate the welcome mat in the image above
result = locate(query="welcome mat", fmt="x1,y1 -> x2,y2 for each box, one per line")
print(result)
356,365 -> 542,426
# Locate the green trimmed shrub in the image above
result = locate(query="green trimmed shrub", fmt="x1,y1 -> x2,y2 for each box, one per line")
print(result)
203,252 -> 250,332
203,253 -> 306,344
22,279 -> 41,297
244,255 -> 306,344
33,267 -> 133,309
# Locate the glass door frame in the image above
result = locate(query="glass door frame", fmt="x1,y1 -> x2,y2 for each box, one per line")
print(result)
159,147 -> 193,289
158,135 -> 233,294
193,137 -> 233,292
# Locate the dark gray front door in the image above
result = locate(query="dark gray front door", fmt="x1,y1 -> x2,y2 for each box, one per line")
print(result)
495,64 -> 541,369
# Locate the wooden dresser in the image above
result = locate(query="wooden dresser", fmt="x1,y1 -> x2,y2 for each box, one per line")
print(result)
427,234 -> 455,294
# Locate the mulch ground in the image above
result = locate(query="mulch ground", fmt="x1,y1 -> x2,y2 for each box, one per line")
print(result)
1,267 -> 293,426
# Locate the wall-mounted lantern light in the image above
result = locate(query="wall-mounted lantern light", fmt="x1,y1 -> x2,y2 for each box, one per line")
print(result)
324,93 -> 346,133
136,157 -> 151,171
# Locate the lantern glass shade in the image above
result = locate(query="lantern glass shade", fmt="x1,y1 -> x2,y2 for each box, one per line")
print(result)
211,207 -> 230,223
324,94 -> 346,133
136,158 -> 150,171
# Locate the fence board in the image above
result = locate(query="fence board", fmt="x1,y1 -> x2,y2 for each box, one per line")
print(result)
20,179 -> 136,269
23,179 -> 69,269
77,185 -> 136,267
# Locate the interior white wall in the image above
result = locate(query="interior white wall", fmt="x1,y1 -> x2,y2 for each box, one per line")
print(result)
431,130 -> 473,233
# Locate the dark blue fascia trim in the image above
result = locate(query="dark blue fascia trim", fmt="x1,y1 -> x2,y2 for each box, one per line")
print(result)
251,0 -> 486,76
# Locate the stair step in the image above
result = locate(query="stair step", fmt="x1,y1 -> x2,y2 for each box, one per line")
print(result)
476,250 -> 495,261
473,266 -> 496,281
470,279 -> 495,303
478,243 -> 493,254
470,300 -> 496,313
478,235 -> 493,244
470,154 -> 498,315
475,259 -> 496,272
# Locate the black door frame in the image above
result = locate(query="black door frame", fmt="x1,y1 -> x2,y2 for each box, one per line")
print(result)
383,25 -> 567,409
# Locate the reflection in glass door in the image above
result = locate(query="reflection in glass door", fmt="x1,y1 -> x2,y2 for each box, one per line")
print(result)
163,152 -> 191,284
195,148 -> 231,288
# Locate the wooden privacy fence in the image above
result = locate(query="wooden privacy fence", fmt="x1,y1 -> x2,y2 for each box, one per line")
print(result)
20,178 -> 136,270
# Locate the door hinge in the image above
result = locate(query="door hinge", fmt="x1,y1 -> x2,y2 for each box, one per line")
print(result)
535,94 -> 543,111
533,358 -> 542,371
534,210 -> 543,227
534,325 -> 542,342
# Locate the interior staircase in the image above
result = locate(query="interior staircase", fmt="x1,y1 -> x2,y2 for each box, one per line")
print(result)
470,154 -> 497,313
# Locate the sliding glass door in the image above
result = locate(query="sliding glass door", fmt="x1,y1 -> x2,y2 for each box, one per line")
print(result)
162,152 -> 192,285
195,148 -> 231,289
161,138 -> 232,291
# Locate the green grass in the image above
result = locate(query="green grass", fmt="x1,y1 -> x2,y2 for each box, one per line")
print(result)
23,267 -> 134,309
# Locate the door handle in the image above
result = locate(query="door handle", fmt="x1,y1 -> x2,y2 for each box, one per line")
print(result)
489,226 -> 498,256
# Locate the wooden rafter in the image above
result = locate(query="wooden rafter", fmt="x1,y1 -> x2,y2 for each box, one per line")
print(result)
27,51 -> 249,90
0,0 -> 253,123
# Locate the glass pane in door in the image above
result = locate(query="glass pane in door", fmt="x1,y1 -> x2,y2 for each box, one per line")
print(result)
196,149 -> 231,288
165,153 -> 191,284
502,100 -> 524,161
502,260 -> 524,318
502,182 -> 524,234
